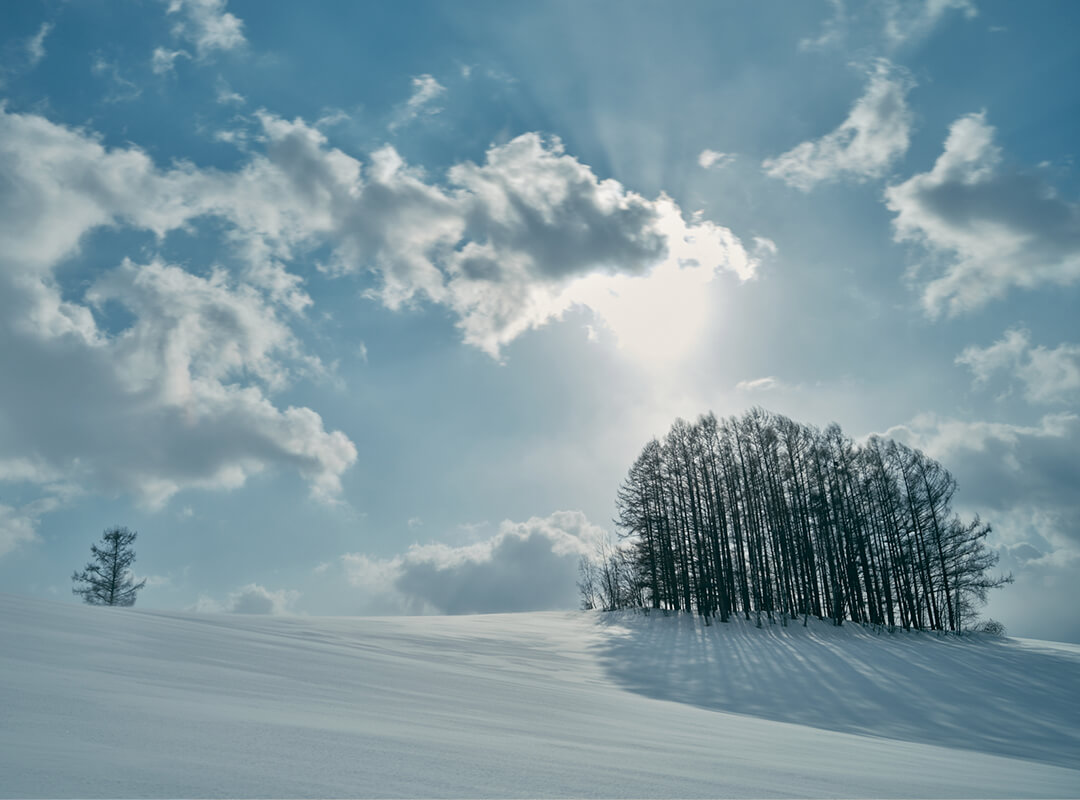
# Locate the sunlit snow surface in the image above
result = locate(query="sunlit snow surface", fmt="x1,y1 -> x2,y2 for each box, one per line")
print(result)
2,593 -> 1078,798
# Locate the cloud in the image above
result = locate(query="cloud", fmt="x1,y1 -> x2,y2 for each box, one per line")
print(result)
389,74 -> 446,130
91,56 -> 142,103
735,376 -> 786,392
882,412 -> 1080,547
800,0 -> 848,51
957,328 -> 1080,404
0,103 -> 760,522
342,511 -> 609,614
885,112 -> 1080,316
26,22 -> 53,67
199,113 -> 762,363
215,79 -> 245,105
0,106 -> 356,510
882,410 -> 1080,637
884,409 -> 1080,640
882,0 -> 977,47
166,0 -> 246,57
800,0 -> 977,52
0,504 -> 39,558
195,583 -> 301,614
698,149 -> 735,170
151,47 -> 191,75
0,493 -> 66,559
764,60 -> 913,191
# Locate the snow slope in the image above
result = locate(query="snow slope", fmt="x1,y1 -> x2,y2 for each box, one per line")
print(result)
1,593 -> 1078,798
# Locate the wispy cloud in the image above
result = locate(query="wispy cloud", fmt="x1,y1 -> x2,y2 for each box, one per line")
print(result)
735,376 -> 787,392
801,0 -> 977,52
389,74 -> 446,131
91,55 -> 143,103
151,46 -> 190,75
698,149 -> 735,170
26,22 -> 53,67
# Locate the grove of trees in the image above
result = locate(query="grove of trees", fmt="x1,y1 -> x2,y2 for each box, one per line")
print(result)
582,408 -> 1011,632
72,526 -> 147,607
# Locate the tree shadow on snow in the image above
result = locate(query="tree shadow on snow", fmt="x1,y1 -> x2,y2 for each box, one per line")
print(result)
589,612 -> 1080,770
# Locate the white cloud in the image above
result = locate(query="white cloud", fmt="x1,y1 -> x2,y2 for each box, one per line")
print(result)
194,583 -> 300,614
800,0 -> 848,51
882,0 -> 977,47
885,112 -> 1080,316
91,56 -> 142,103
0,103 -> 761,524
166,0 -> 246,57
763,60 -> 914,190
698,149 -> 735,170
0,106 -> 356,511
800,0 -> 977,52
151,47 -> 190,75
342,511 -> 608,614
736,376 -> 785,392
26,22 -> 53,67
0,493 -> 65,559
229,583 -> 301,614
389,74 -> 446,131
958,328 -> 1080,404
215,79 -> 244,105
0,504 -> 39,558
207,114 -> 761,363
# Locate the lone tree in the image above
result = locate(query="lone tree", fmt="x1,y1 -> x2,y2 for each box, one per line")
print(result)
72,526 -> 147,607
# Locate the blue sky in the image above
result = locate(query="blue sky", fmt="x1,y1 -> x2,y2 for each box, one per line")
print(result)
1,0 -> 1078,638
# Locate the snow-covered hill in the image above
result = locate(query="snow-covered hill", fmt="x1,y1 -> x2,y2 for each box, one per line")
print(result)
2,593 -> 1078,798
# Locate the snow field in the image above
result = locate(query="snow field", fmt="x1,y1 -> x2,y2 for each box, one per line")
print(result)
1,593 -> 1077,798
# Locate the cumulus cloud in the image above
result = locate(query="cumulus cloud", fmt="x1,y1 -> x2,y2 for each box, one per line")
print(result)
389,74 -> 446,130
885,112 -> 1080,316
342,511 -> 608,614
0,106 -> 356,513
166,0 -> 246,57
195,583 -> 301,614
957,328 -> 1080,404
763,60 -> 914,190
195,113 -> 762,362
0,101 -> 760,540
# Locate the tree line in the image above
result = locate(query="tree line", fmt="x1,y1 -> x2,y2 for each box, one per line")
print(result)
580,408 -> 1011,631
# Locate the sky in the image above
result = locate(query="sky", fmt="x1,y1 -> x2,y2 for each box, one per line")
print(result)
0,0 -> 1077,640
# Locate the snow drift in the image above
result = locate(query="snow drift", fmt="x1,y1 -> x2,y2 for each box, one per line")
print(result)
1,593 -> 1077,798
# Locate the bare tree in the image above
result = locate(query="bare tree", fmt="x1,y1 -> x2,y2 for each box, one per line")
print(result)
608,408 -> 1012,632
72,526 -> 147,607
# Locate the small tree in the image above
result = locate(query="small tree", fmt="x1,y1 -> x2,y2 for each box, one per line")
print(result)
72,526 -> 147,606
